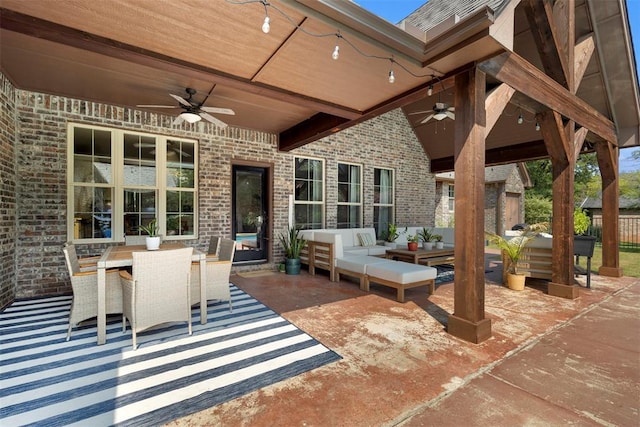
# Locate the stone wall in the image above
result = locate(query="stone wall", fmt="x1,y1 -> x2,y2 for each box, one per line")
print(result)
8,85 -> 433,298
0,74 -> 16,308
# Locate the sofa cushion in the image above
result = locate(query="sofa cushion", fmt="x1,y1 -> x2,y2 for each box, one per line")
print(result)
313,231 -> 344,258
366,246 -> 387,256
335,255 -> 391,275
344,247 -> 369,256
367,261 -> 437,284
357,232 -> 375,247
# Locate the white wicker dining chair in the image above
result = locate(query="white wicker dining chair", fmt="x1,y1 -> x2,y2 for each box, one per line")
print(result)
62,245 -> 123,341
120,247 -> 193,350
190,239 -> 235,311
208,235 -> 221,256
63,242 -> 99,272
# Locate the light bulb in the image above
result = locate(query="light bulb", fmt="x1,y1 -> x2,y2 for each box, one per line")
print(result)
388,69 -> 395,84
262,16 -> 270,33
427,84 -> 433,96
517,114 -> 524,125
535,121 -> 540,131
332,45 -> 339,60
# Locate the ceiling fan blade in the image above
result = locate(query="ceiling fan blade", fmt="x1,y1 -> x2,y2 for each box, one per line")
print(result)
200,106 -> 235,115
446,111 -> 455,120
169,94 -> 192,107
167,142 -> 192,158
172,116 -> 184,126
200,112 -> 228,128
420,114 -> 435,124
136,104 -> 179,108
409,110 -> 434,115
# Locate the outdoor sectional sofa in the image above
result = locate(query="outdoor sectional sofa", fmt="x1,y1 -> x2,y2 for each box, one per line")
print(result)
299,227 -> 439,302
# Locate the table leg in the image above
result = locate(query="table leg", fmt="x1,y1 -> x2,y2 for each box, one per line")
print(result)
200,257 -> 207,325
97,266 -> 106,345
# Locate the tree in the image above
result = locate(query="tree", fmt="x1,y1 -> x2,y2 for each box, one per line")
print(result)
525,153 -> 599,203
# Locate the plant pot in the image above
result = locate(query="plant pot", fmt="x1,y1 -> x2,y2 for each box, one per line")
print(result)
574,235 -> 596,257
422,242 -> 434,250
285,258 -> 301,275
145,236 -> 161,251
407,242 -> 418,251
435,242 -> 444,249
384,242 -> 397,249
506,272 -> 526,290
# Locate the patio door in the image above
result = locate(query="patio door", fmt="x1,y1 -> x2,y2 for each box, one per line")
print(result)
232,165 -> 268,263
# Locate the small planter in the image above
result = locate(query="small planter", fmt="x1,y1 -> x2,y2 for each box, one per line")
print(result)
422,242 -> 434,250
384,242 -> 397,249
145,236 -> 161,251
285,258 -> 301,275
506,273 -> 526,290
407,242 -> 419,251
435,242 -> 444,249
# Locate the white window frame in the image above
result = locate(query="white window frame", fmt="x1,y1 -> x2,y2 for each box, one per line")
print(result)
293,156 -> 325,229
448,184 -> 455,212
337,161 -> 363,228
66,123 -> 198,243
373,167 -> 395,237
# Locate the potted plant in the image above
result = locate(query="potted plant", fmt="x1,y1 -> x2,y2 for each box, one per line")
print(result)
278,226 -> 307,275
574,208 -> 596,257
383,223 -> 402,248
433,234 -> 444,249
485,222 -> 548,290
418,227 -> 435,250
139,219 -> 160,250
406,233 -> 419,251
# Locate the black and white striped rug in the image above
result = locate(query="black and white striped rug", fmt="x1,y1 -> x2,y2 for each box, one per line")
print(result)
0,285 -> 340,426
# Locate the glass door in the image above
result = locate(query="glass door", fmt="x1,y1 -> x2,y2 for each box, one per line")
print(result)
232,165 -> 268,263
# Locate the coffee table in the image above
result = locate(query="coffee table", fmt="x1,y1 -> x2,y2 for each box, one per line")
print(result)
385,247 -> 455,266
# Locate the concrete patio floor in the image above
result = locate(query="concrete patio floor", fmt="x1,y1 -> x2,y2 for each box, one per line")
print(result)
169,252 -> 640,426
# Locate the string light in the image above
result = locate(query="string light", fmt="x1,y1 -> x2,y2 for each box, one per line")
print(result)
517,113 -> 524,125
225,0 -> 440,84
427,84 -> 433,96
535,121 -> 540,131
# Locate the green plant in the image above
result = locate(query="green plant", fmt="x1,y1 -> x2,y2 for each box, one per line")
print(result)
433,234 -> 443,242
278,226 -> 307,259
406,233 -> 419,243
139,219 -> 158,237
384,224 -> 405,243
485,222 -> 548,274
574,208 -> 590,235
418,227 -> 435,242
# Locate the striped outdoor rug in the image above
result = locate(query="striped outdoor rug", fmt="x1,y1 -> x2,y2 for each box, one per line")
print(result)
0,285 -> 341,426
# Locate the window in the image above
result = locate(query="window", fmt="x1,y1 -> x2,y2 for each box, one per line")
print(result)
448,184 -> 455,211
337,162 -> 362,229
294,157 -> 324,229
374,168 -> 394,239
68,124 -> 197,242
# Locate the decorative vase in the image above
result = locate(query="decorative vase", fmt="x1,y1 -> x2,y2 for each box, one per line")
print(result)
423,242 -> 434,250
506,273 -> 526,290
384,242 -> 397,249
435,242 -> 444,249
407,242 -> 418,251
285,258 -> 301,275
145,236 -> 161,250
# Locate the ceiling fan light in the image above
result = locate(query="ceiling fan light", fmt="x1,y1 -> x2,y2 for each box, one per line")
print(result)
180,112 -> 201,123
433,111 -> 448,121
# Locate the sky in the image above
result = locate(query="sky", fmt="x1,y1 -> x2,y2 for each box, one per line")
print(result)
354,0 -> 640,173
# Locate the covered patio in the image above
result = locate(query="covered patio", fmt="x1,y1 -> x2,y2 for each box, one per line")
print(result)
1,0 -> 638,345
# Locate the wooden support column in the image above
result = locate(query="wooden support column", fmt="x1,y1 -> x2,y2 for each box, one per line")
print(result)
538,110 -> 579,298
595,141 -> 623,277
447,68 -> 491,344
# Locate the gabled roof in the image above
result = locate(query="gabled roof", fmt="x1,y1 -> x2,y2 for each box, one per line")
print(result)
581,196 -> 640,210
435,163 -> 531,186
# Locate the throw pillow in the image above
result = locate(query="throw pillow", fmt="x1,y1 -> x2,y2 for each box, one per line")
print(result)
357,232 -> 375,247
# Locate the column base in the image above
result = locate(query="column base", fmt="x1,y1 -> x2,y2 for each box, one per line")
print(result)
548,282 -> 579,299
447,314 -> 492,344
598,266 -> 623,277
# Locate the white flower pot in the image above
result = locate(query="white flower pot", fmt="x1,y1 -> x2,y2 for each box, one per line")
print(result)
146,236 -> 161,251
422,242 -> 434,250
435,242 -> 444,249
384,242 -> 397,249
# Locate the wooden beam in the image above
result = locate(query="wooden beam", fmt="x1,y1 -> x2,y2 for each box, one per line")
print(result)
279,113 -> 349,151
447,68 -> 491,344
0,8 -> 361,121
478,52 -> 616,143
595,142 -> 623,277
573,126 -> 589,160
539,111 -> 571,163
485,83 -> 515,137
522,0 -> 568,88
574,34 -> 595,91
553,0 -> 575,91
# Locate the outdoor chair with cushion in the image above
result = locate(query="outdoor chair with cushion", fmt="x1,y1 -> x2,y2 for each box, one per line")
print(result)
120,247 -> 193,350
208,235 -> 221,256
63,242 -> 100,272
190,239 -> 235,311
62,245 -> 123,341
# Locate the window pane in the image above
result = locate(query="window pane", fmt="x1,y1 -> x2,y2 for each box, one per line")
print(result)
73,186 -> 112,239
294,204 -> 323,229
124,134 -> 156,186
74,127 -> 112,184
124,189 -> 156,236
167,140 -> 195,188
337,205 -> 360,229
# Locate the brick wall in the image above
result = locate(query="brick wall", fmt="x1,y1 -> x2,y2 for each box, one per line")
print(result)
0,74 -> 16,308
8,84 -> 433,298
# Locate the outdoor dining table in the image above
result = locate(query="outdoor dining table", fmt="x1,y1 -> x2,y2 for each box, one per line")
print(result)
96,243 -> 206,345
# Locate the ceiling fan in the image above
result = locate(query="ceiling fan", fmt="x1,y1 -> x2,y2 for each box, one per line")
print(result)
136,86 -> 235,127
410,102 -> 455,124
